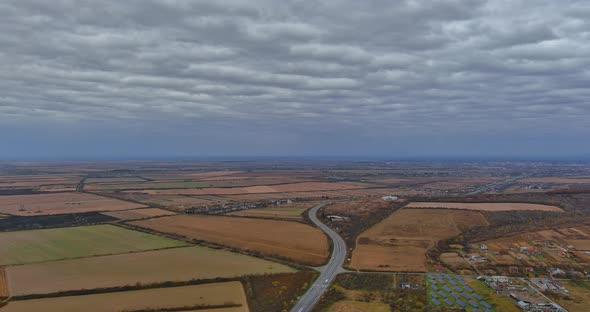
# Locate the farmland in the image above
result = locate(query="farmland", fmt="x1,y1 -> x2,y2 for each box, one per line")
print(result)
0,192 -> 145,216
0,224 -> 188,266
405,201 -> 563,212
100,208 -> 176,220
351,209 -> 489,271
552,281 -> 590,312
0,212 -> 117,232
328,301 -> 390,312
130,181 -> 370,195
470,225 -> 590,268
0,267 -> 8,298
6,246 -> 294,296
0,175 -> 81,190
85,181 -> 209,191
1,281 -> 249,312
130,214 -> 329,265
227,201 -> 318,220
313,273 -> 426,312
3,161 -> 590,310
521,177 -> 590,184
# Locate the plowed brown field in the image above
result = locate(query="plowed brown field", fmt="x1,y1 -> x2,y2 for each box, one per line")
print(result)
130,182 -> 368,196
130,215 -> 329,265
1,282 -> 249,312
100,208 -> 176,220
6,246 -> 293,296
0,193 -> 145,216
0,267 -> 8,298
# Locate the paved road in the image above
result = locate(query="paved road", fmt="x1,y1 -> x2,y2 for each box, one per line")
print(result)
466,174 -> 529,195
291,203 -> 347,312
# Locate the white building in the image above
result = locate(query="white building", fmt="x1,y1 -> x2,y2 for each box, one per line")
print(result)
381,195 -> 398,201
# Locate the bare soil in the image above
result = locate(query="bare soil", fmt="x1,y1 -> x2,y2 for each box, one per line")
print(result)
0,193 -> 145,216
2,282 -> 249,312
100,208 -> 176,220
351,208 -> 488,272
130,214 -> 329,265
130,182 -> 369,196
6,246 -> 293,296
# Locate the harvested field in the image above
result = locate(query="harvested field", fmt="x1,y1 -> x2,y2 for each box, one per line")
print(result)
38,185 -> 77,192
324,199 -> 396,216
0,175 -> 81,188
553,281 -> 590,312
2,281 -> 249,312
130,215 -> 329,265
405,201 -> 563,212
328,301 -> 390,312
0,192 -> 145,216
0,224 -> 188,266
521,177 -> 590,184
100,208 -> 176,220
130,182 -> 369,196
351,209 -> 488,272
85,181 -> 209,191
6,246 -> 293,296
227,202 -> 318,220
185,171 -> 243,179
0,267 -> 8,298
0,212 -> 117,232
439,252 -> 469,268
84,177 -> 148,183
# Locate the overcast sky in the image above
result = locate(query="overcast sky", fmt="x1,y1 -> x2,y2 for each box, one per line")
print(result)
1,0 -> 589,159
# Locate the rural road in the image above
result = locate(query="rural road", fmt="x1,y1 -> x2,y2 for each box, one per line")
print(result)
466,174 -> 529,195
291,203 -> 347,312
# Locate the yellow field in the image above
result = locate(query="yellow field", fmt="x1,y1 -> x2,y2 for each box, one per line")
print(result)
1,282 -> 249,312
351,209 -> 488,271
6,246 -> 294,296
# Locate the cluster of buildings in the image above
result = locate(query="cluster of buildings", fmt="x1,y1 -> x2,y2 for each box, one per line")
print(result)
481,276 -> 567,312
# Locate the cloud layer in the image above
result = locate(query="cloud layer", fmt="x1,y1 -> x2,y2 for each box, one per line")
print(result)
1,0 -> 589,158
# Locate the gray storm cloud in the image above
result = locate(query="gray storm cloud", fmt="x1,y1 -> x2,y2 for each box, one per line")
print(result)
0,0 -> 589,158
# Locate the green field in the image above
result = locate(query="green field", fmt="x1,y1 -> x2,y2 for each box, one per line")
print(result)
0,224 -> 189,266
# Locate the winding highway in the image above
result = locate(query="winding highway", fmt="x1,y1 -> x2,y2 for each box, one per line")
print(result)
291,203 -> 347,312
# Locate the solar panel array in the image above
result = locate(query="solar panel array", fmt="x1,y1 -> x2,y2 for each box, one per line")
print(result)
427,274 -> 493,312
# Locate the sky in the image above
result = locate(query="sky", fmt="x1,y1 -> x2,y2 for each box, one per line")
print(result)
1,0 -> 589,160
